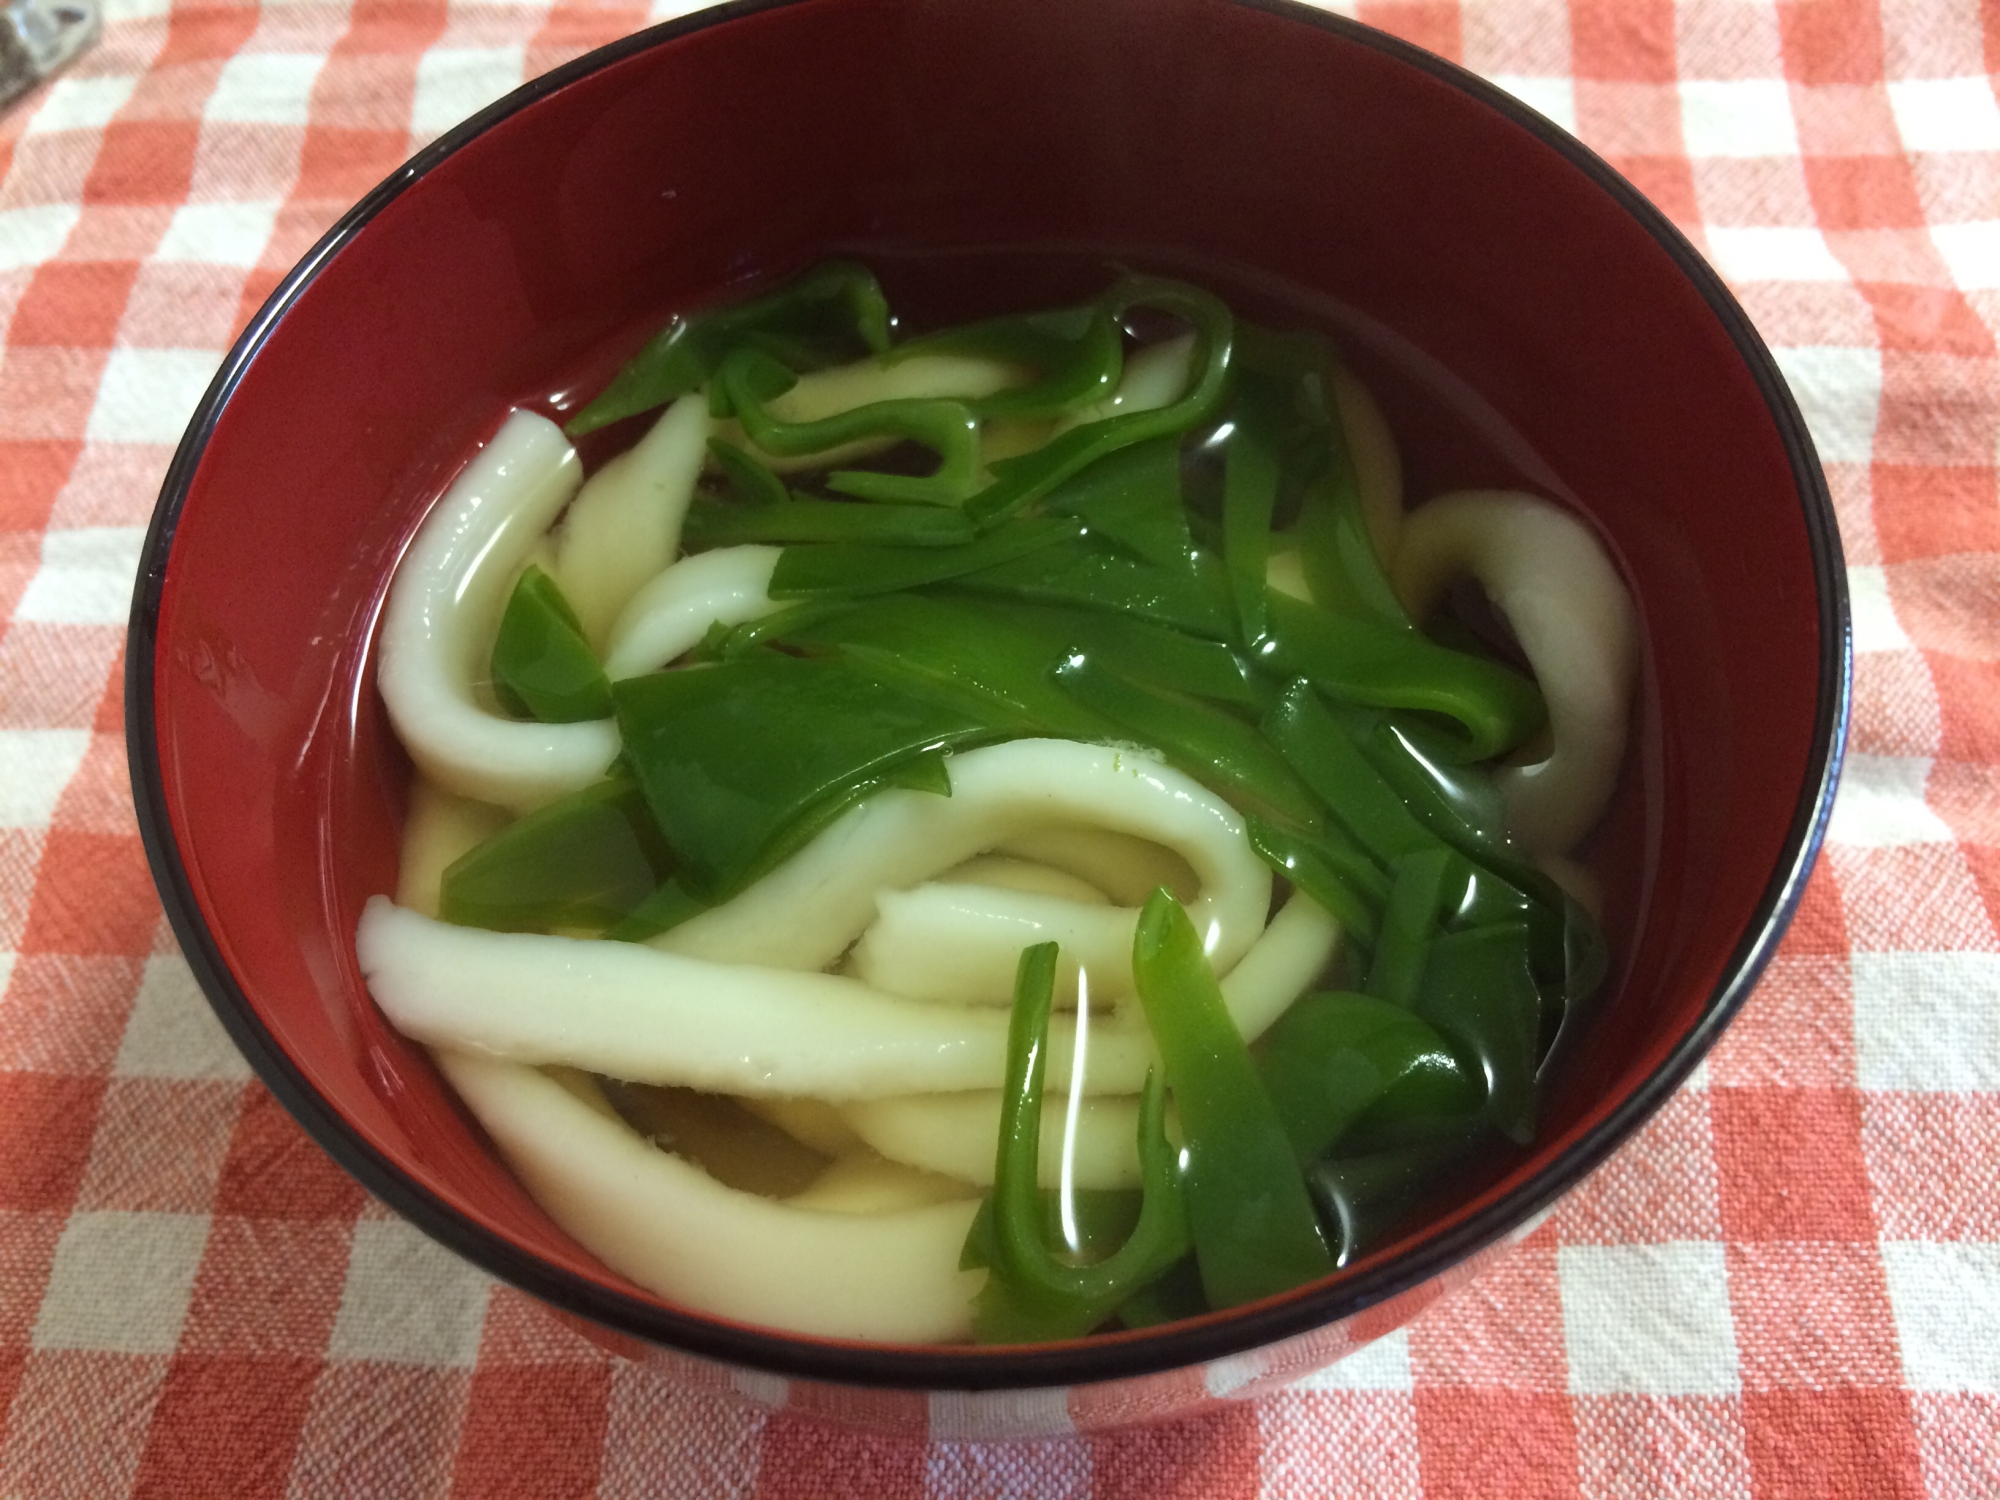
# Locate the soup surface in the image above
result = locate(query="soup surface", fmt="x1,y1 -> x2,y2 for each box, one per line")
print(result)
354,260 -> 1641,1344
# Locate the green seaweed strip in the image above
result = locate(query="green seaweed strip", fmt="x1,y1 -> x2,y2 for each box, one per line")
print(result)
570,261 -> 890,435
1132,891 -> 1335,1309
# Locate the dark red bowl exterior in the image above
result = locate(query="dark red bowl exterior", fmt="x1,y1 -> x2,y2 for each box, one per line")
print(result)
127,0 -> 1848,1425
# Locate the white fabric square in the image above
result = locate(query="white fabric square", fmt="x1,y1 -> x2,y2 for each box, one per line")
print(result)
1852,951 -> 2000,1092
24,75 -> 137,136
1706,227 -> 1852,284
1559,1242 -> 1740,1396
1826,754 -> 1956,849
1847,565 -> 1911,653
33,1211 -> 210,1355
0,205 -> 81,273
114,954 -> 253,1081
1680,79 -> 1801,158
1929,221 -> 2000,291
1290,1329 -> 1414,1391
102,0 -> 173,18
1887,77 -> 2000,153
1770,345 -> 1880,465
1491,76 -> 1577,136
204,53 -> 325,126
85,348 -> 220,444
328,1220 -> 490,1365
0,730 -> 90,830
154,200 -> 281,268
928,1386 -> 1074,1440
1882,1242 -> 2000,1392
411,47 -> 526,139
648,0 -> 724,19
14,527 -> 146,626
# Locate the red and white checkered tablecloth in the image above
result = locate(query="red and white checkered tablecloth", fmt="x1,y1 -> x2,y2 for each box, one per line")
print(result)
2,0 -> 1996,1493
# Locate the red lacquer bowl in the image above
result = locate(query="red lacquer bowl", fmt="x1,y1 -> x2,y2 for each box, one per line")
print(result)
127,0 -> 1848,1435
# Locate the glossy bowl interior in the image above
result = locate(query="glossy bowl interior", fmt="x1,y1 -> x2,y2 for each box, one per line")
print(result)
129,0 -> 1846,1399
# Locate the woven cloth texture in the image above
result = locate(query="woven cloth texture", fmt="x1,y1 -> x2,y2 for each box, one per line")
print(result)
2,0 -> 1997,1494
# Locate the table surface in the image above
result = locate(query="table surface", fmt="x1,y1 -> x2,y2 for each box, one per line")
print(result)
2,0 -> 1996,1495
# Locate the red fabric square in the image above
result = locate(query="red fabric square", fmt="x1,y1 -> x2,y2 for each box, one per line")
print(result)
1707,953 -> 1855,1088
1777,0 -> 1889,86
92,643 -> 126,736
343,0 -> 451,54
0,347 -> 111,440
1726,1242 -> 1907,1389
1088,1405 -> 1259,1500
1850,651 -> 1940,759
1863,1093 -> 2000,1241
1875,354 -> 1998,466
1413,1389 -> 1582,1500
50,733 -> 137,837
1712,1086 -> 1879,1242
6,260 -> 139,349
1861,284 -> 1996,357
130,1354 -> 318,1500
288,1363 -> 469,1500
19,829 -> 161,959
1553,1088 -> 1724,1244
77,1078 -> 243,1215
784,1379 -> 929,1436
1888,553 -> 2000,661
1742,1388 -> 1925,1500
0,1072 -> 105,1211
151,1 -> 262,69
82,122 -> 205,207
1259,1390 -> 1422,1500
1775,859 -> 1850,958
474,1285 -> 609,1366
116,261 -> 256,350
1931,757 -> 2000,847
0,622 -> 123,730
1827,843 -> 1996,953
1408,1239 -> 1569,1390
0,1349 -> 168,1498
0,441 -> 79,531
1932,655 -> 2000,766
1802,156 -> 1927,231
0,953 -> 140,1074
1873,464 -> 2000,564
1572,0 -> 1678,81
176,1215 -> 350,1357
1572,1393 -> 1752,1500
1352,2 -> 1462,61
1573,82 -> 1686,156
451,1362 -> 613,1500
213,1087 -> 367,1222
293,125 -> 412,205
1961,843 -> 2000,945
743,1414 -> 926,1500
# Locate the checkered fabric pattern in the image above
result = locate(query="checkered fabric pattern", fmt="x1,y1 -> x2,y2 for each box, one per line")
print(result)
0,0 -> 1995,1493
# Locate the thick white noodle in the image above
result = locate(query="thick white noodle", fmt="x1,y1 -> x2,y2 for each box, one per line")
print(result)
375,410 -> 619,811
714,352 -> 1026,473
358,883 -> 1335,1101
1391,489 -> 1639,855
837,890 -> 1340,1188
360,896 -> 1157,1098
937,854 -> 1110,905
1330,362 -> 1404,567
654,740 -> 1271,977
553,394 -> 710,648
989,828 -> 1196,907
434,1052 -> 982,1341
601,545 -> 782,681
852,882 -> 1144,1007
843,1092 -> 1146,1191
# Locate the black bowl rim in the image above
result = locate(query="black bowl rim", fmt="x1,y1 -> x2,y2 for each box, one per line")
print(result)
126,0 -> 1851,1394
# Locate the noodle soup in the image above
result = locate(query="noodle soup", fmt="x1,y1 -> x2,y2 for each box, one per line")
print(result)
356,261 -> 1639,1345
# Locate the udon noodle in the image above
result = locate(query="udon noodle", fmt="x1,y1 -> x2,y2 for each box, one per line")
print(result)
358,264 -> 1638,1343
